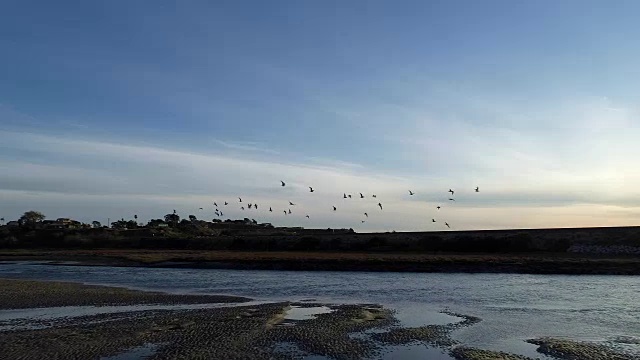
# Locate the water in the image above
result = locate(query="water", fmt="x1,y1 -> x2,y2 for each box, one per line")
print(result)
1,262 -> 639,358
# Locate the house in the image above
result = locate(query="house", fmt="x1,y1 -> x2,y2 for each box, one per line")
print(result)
6,221 -> 20,228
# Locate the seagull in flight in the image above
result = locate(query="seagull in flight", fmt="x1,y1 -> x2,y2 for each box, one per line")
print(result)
269,207 -> 273,212
199,207 -> 203,210
238,197 -> 242,203
288,209 -> 292,214
437,206 -> 441,210
432,219 -> 436,223
361,220 -> 366,223
448,189 -> 455,195
372,194 -> 377,198
224,201 -> 228,205
475,187 -> 479,192
305,215 -> 310,219
241,207 -> 245,210
364,212 -> 368,217
309,187 -> 314,192
284,210 -> 287,215
343,193 -> 347,199
333,206 -> 337,211
449,198 -> 455,201
220,212 -> 223,217
409,190 -> 414,196
445,222 -> 450,228
281,180 -> 286,187
289,201 -> 295,206
378,202 -> 383,210
248,204 -> 253,209
348,194 -> 352,198
254,204 -> 258,210
213,202 -> 218,207
360,193 -> 364,198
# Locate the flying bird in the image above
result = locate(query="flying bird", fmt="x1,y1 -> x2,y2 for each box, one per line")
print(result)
360,193 -> 364,198
333,206 -> 337,211
364,213 -> 368,217
475,187 -> 479,192
448,189 -> 455,195
214,202 -> 218,207
372,194 -> 377,198
309,187 -> 314,192
449,198 -> 455,201
254,204 -> 258,210
281,180 -> 286,187
199,207 -> 203,210
378,203 -> 383,210
305,215 -> 310,219
409,190 -> 414,196
269,207 -> 273,212
343,193 -> 347,199
445,222 -> 450,228
361,220 -> 366,223
348,194 -> 352,198
432,219 -> 436,223
289,201 -> 295,206
220,212 -> 223,217
224,201 -> 228,205
288,209 -> 292,214
241,207 -> 245,210
437,206 -> 441,210
284,210 -> 287,215
238,197 -> 242,202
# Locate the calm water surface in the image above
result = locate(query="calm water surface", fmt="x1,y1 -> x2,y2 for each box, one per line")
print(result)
1,262 -> 639,358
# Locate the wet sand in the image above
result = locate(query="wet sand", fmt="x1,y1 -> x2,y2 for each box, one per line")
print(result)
0,278 -> 635,359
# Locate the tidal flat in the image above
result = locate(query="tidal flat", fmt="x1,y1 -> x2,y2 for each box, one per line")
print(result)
0,278 -> 635,359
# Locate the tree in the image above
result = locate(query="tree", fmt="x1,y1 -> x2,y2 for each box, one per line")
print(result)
189,215 -> 197,222
92,221 -> 102,228
164,213 -> 180,226
19,211 -> 45,226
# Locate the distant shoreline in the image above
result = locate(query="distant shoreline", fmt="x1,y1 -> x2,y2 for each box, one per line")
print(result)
2,250 -> 640,275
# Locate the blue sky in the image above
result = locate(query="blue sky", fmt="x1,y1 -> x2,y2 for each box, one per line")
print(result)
1,1 -> 639,230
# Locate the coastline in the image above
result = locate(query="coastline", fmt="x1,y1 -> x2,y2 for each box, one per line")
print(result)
0,278 -> 634,360
2,249 -> 640,275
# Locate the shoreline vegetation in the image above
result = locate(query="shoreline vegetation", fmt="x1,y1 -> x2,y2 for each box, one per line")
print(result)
0,278 -> 634,360
2,216 -> 640,274
2,249 -> 640,275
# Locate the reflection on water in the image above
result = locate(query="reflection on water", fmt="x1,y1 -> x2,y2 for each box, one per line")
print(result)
285,305 -> 333,321
1,261 -> 639,358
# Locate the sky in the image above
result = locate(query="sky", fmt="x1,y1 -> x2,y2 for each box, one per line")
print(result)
1,0 -> 640,231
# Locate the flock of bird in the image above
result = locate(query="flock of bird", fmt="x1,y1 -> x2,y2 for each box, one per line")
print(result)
199,180 -> 480,230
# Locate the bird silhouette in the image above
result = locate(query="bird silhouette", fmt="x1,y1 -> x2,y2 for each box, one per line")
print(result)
432,219 -> 436,223
449,198 -> 455,201
281,180 -> 286,187
364,212 -> 368,217
448,189 -> 455,195
269,207 -> 273,212
238,197 -> 242,202
361,220 -> 366,223
445,222 -> 450,228
372,194 -> 377,198
288,209 -> 292,214
289,201 -> 295,206
333,206 -> 337,211
214,202 -> 218,207
343,193 -> 347,199
309,187 -> 314,192
224,201 -> 228,205
284,210 -> 287,215
378,202 -> 383,210
220,212 -> 223,217
437,206 -> 441,210
475,187 -> 479,192
199,207 -> 203,210
254,204 -> 258,210
248,204 -> 253,209
305,215 -> 310,219
409,190 -> 414,195
241,207 -> 245,210
360,193 -> 364,198
348,194 -> 352,198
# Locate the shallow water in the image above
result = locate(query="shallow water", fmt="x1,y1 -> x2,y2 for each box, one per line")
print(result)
1,262 -> 639,358
285,305 -> 333,321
